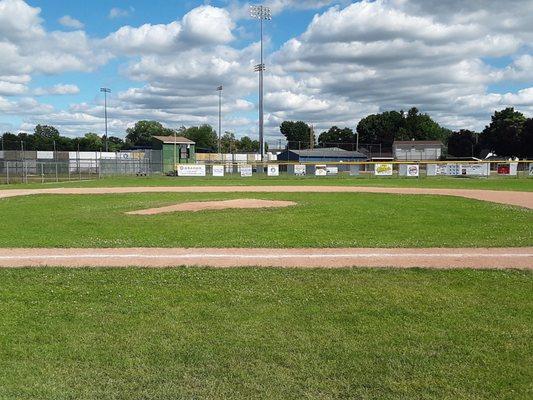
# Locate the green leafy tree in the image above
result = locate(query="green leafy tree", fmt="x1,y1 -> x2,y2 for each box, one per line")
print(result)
79,133 -> 103,151
220,131 -> 236,153
318,126 -> 356,150
479,108 -> 527,157
522,119 -> 533,158
125,121 -> 175,148
182,125 -> 217,152
447,129 -> 479,157
237,136 -> 260,152
34,124 -> 60,139
398,107 -> 451,142
356,111 -> 404,148
107,136 -> 125,152
279,121 -> 314,149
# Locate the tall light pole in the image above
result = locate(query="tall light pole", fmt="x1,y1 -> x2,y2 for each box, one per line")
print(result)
100,87 -> 111,152
250,4 -> 271,162
216,85 -> 223,156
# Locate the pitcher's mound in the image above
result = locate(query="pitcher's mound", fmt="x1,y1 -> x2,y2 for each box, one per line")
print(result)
127,198 -> 297,215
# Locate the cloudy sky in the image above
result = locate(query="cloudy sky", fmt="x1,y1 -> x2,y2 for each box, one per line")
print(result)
0,0 -> 532,143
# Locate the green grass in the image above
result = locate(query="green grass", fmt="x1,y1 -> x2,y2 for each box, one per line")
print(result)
1,174 -> 532,191
0,268 -> 531,399
0,192 -> 531,248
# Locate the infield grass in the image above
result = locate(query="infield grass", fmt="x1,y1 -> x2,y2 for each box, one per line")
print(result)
0,192 -> 531,248
0,268 -> 531,400
1,174 -> 532,191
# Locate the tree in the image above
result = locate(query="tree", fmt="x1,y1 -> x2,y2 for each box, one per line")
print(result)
125,121 -> 175,148
79,133 -> 103,151
34,125 -> 60,139
237,136 -> 260,152
447,129 -> 479,157
107,136 -> 125,152
318,126 -> 356,150
182,124 -> 217,152
220,131 -> 236,153
479,108 -> 526,157
398,107 -> 450,142
356,111 -> 404,148
279,121 -> 314,149
522,119 -> 533,159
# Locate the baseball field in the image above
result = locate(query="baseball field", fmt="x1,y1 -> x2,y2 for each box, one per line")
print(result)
0,175 -> 532,399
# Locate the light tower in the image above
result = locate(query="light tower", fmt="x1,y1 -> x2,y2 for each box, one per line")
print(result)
100,87 -> 111,152
249,5 -> 271,162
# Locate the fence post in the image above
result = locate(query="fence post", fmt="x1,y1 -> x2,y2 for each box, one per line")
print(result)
41,163 -> 44,183
6,161 -> 9,184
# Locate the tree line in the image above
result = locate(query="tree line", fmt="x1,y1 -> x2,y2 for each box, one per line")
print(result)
1,107 -> 532,158
1,121 -> 260,153
280,107 -> 533,158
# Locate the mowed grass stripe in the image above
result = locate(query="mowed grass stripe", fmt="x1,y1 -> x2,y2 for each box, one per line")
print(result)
0,192 -> 531,248
0,268 -> 531,400
1,175 -> 532,191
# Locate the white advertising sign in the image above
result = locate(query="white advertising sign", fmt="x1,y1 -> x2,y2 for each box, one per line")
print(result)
37,151 -> 54,160
267,164 -> 279,177
374,163 -> 393,176
529,163 -> 533,176
326,166 -> 338,175
315,165 -> 327,176
294,164 -> 306,176
447,164 -> 461,176
406,164 -> 419,177
240,165 -> 252,177
212,165 -> 224,177
177,164 -> 206,177
461,163 -> 489,176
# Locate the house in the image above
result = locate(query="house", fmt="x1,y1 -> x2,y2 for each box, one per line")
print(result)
393,140 -> 443,161
152,136 -> 196,173
276,147 -> 368,163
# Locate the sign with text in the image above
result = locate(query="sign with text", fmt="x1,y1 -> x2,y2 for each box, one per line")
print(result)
529,163 -> 533,176
326,166 -> 338,175
267,164 -> 279,176
240,165 -> 252,177
212,165 -> 224,177
315,165 -> 327,176
406,164 -> 419,177
177,164 -> 206,177
374,163 -> 393,176
294,164 -> 306,175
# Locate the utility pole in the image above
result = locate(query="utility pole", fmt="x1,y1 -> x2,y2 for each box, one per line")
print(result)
250,5 -> 271,162
217,85 -> 223,157
309,125 -> 314,149
100,87 -> 111,152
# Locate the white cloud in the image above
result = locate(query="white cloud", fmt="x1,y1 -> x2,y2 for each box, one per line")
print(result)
108,7 -> 134,19
58,15 -> 84,29
34,84 -> 80,96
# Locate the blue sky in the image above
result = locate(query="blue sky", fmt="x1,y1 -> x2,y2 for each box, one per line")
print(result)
1,0 -> 532,142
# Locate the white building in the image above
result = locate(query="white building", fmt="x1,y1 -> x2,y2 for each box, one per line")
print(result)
393,140 -> 444,161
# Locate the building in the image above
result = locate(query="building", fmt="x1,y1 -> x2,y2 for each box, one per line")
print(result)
393,140 -> 443,161
276,147 -> 368,163
152,136 -> 196,173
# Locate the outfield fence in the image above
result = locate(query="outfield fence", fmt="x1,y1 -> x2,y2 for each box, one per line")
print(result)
1,159 -> 532,184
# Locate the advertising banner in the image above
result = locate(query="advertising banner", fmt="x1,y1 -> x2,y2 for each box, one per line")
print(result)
326,166 -> 338,175
374,163 -> 393,176
406,164 -> 419,177
529,163 -> 533,176
497,164 -> 510,175
212,165 -> 224,177
267,164 -> 279,177
177,164 -> 206,177
447,164 -> 461,176
294,164 -> 306,176
315,165 -> 327,176
460,163 -> 489,176
240,165 -> 252,177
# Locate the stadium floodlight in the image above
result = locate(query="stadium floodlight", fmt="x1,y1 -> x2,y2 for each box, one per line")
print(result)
249,5 -> 271,162
216,85 -> 223,155
100,88 -> 111,152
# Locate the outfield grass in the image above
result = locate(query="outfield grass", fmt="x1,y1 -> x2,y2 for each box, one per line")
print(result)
0,268 -> 531,400
1,174 -> 532,191
0,192 -> 531,248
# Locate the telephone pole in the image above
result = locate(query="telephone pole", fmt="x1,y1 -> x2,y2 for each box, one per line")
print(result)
100,87 -> 111,152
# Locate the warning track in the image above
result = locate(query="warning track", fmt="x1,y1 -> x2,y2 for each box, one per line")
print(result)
0,248 -> 531,269
0,185 -> 533,208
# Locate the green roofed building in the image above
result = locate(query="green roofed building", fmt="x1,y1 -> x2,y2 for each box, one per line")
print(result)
152,135 -> 196,173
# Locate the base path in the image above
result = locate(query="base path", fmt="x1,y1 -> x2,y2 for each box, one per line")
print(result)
0,186 -> 532,208
0,248 -> 531,269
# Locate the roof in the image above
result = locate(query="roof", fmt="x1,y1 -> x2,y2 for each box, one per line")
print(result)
393,140 -> 443,147
284,147 -> 367,159
152,135 -> 195,144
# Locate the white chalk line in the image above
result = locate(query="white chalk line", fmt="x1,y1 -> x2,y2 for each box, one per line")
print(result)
0,253 -> 531,260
